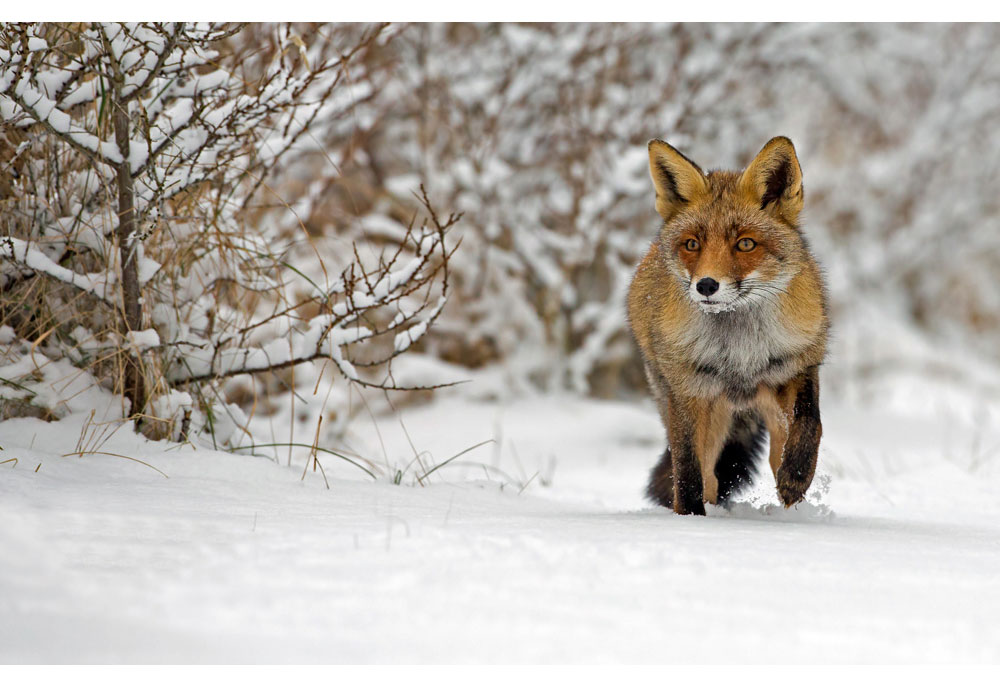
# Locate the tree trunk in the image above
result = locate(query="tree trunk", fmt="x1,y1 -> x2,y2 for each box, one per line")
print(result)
112,101 -> 146,421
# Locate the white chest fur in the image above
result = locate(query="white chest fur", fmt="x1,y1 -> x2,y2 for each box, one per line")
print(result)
678,300 -> 811,398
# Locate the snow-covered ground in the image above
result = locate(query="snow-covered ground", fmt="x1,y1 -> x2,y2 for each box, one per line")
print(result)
2,386 -> 999,663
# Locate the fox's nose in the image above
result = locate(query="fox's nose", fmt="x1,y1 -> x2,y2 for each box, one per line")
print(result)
696,277 -> 719,297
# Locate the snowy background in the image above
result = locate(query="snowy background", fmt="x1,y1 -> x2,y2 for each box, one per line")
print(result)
2,22 -> 1000,663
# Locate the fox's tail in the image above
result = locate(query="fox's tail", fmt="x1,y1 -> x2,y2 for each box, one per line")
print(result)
715,410 -> 766,505
646,446 -> 674,508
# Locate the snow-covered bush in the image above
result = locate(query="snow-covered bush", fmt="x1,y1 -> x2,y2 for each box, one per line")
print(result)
1,22 -> 456,442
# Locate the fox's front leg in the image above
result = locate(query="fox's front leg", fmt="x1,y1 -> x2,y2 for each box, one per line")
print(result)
776,366 -> 823,507
666,395 -> 705,516
692,398 -> 732,506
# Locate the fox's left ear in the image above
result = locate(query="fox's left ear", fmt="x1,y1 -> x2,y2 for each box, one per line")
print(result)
739,137 -> 804,226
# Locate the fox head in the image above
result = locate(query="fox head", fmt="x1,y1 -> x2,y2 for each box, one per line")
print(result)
648,137 -> 807,314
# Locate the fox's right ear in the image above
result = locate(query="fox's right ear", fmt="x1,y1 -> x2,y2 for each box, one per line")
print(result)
648,139 -> 709,221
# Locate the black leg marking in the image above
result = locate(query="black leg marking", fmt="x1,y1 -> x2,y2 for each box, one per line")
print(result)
671,435 -> 705,516
776,368 -> 822,507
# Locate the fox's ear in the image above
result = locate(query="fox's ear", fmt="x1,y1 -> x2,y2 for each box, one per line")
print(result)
648,139 -> 709,221
739,136 -> 804,226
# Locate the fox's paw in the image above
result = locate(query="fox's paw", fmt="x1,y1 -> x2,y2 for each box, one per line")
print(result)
776,464 -> 811,508
672,499 -> 707,516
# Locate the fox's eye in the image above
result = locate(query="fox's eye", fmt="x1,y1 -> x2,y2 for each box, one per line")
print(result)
684,239 -> 699,251
736,238 -> 756,252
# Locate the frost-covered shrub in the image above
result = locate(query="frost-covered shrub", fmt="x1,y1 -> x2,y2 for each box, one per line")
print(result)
1,22 -> 455,443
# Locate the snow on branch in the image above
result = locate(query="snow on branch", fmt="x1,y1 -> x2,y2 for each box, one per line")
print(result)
1,237 -> 116,305
166,188 -> 460,391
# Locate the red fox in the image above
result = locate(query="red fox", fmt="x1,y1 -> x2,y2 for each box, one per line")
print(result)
627,137 -> 828,515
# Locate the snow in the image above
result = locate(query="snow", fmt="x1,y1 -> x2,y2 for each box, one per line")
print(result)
393,297 -> 447,354
2,390 -> 998,663
0,352 -> 119,419
125,328 -> 161,352
2,237 -> 115,303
